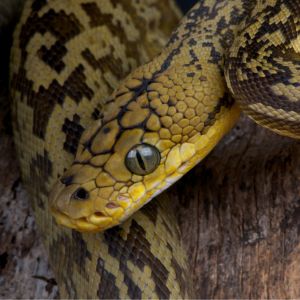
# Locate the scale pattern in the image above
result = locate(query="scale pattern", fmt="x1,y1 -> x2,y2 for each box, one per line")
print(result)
226,0 -> 300,138
10,0 -> 300,298
10,0 -> 190,298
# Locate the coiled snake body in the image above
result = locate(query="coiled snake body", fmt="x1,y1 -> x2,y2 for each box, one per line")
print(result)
10,0 -> 300,298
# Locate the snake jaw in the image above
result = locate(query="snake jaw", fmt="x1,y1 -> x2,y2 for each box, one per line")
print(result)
50,203 -> 117,232
49,180 -> 105,231
49,179 -> 134,231
51,208 -> 113,232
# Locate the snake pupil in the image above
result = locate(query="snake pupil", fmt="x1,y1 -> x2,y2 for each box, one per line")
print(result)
136,150 -> 146,171
125,144 -> 160,175
73,188 -> 89,200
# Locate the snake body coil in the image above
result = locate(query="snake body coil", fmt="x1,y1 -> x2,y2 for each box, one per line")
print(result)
10,0 -> 300,298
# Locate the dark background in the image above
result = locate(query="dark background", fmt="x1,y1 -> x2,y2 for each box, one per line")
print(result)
176,0 -> 197,13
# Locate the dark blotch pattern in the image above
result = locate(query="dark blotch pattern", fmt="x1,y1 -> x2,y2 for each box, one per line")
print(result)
105,220 -> 171,299
62,114 -> 85,155
96,257 -> 120,299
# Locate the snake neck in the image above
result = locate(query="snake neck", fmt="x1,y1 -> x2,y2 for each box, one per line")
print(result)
225,0 -> 300,139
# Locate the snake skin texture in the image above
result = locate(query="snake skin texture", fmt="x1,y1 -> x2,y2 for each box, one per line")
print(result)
10,0 -> 300,298
10,0 -> 190,298
226,0 -> 300,139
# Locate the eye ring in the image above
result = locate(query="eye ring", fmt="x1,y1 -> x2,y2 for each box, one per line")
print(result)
72,188 -> 89,201
125,143 -> 161,176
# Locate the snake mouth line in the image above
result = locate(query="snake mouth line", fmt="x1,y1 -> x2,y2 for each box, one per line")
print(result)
50,207 -> 114,232
50,151 -> 207,232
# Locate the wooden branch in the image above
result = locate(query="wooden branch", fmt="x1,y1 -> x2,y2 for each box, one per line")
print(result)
172,115 -> 300,298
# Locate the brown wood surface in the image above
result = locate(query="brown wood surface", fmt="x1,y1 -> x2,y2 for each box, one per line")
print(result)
0,0 -> 58,297
173,116 -> 300,298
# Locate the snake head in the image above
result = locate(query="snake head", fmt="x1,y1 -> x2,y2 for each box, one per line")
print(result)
49,61 -> 240,232
49,117 -> 167,232
49,107 -> 194,232
49,74 -> 198,232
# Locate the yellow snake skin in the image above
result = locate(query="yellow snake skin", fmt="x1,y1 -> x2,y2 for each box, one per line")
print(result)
11,0 -> 190,298
10,0 -> 300,298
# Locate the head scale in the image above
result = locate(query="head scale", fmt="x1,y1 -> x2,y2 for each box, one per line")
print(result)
49,61 -> 239,232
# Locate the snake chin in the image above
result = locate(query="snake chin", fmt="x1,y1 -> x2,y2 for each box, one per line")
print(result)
49,173 -> 167,232
50,208 -> 115,232
49,181 -> 122,232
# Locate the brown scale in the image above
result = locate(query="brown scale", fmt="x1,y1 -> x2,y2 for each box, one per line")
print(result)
81,2 -> 143,65
96,257 -> 121,299
62,114 -> 85,155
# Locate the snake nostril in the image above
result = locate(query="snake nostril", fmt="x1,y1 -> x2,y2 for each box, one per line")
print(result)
72,188 -> 89,200
60,175 -> 73,186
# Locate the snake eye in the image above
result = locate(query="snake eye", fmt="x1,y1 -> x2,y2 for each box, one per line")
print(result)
125,144 -> 161,175
72,188 -> 89,200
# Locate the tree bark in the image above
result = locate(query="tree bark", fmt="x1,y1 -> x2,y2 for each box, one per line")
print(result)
0,133 -> 58,299
0,1 -> 57,297
173,115 -> 300,298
